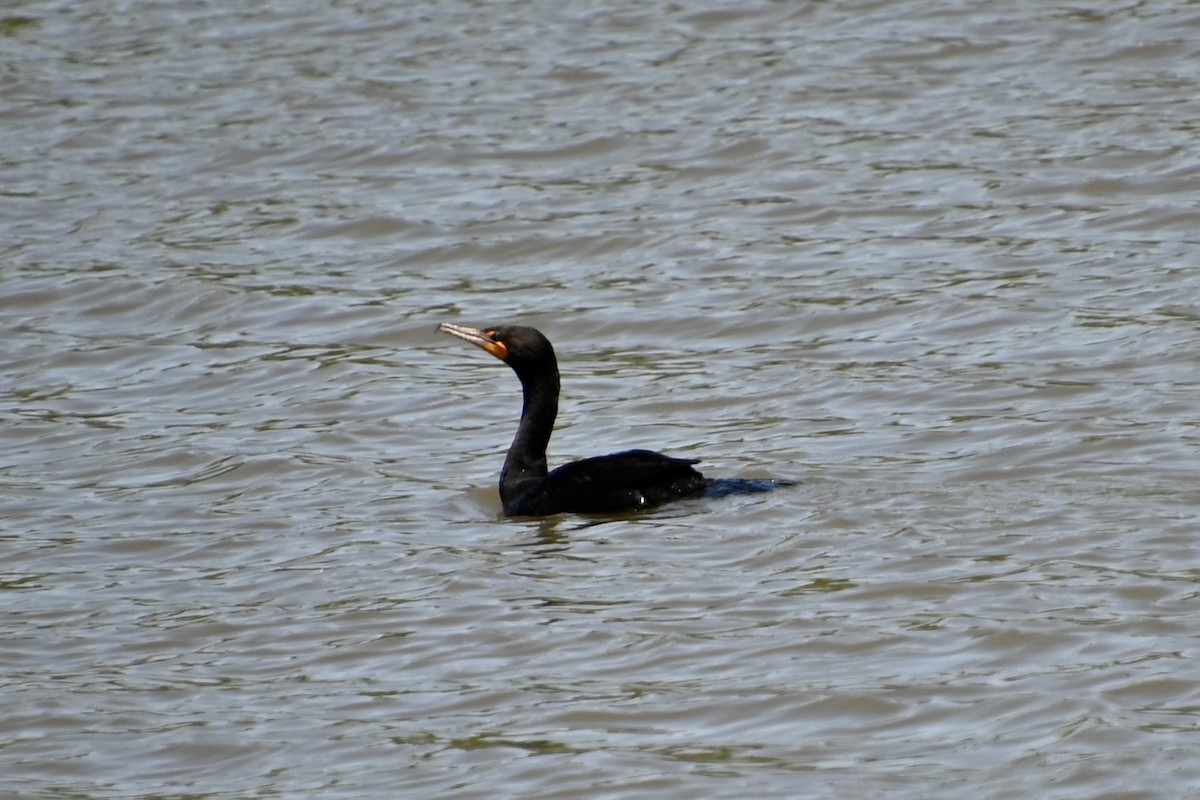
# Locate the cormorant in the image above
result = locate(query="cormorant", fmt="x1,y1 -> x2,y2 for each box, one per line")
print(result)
437,323 -> 789,516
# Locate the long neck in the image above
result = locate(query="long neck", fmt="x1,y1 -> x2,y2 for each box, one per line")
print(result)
499,366 -> 559,507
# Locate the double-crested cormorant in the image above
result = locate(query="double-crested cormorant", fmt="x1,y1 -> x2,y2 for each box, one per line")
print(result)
437,323 -> 790,516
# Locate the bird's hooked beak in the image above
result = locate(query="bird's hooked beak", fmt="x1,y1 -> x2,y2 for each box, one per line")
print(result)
436,323 -> 510,361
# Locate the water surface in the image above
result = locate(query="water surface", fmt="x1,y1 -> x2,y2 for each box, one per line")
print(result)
3,1 -> 1200,797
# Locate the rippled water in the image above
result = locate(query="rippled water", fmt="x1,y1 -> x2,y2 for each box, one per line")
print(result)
4,1 -> 1200,797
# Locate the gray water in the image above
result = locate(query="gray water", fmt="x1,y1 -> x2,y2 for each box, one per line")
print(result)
4,1 -> 1200,797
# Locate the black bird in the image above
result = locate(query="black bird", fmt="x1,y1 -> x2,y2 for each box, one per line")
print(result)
436,323 -> 789,516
